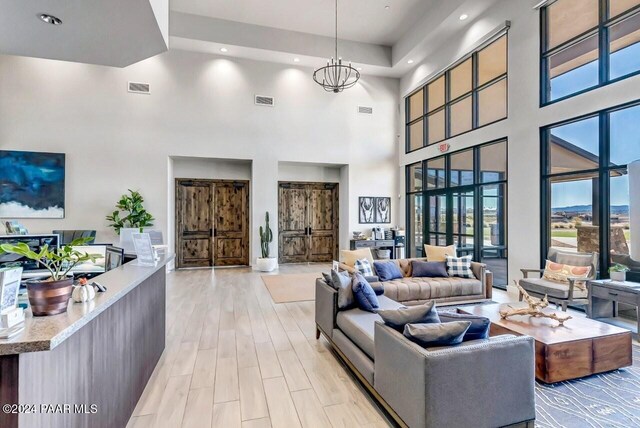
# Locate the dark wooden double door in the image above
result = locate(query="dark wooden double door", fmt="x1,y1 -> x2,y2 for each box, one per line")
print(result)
176,179 -> 249,268
278,182 -> 339,263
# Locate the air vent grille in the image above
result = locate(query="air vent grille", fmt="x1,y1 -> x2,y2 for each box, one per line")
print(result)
128,82 -> 150,94
255,95 -> 275,106
358,106 -> 373,114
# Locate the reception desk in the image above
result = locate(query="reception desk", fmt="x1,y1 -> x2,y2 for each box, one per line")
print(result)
0,255 -> 172,428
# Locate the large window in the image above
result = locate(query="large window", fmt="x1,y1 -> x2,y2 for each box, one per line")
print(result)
405,34 -> 508,153
542,100 -> 640,280
541,0 -> 640,104
406,139 -> 508,286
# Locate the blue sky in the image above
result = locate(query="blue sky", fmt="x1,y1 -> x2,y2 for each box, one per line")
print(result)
550,42 -> 640,209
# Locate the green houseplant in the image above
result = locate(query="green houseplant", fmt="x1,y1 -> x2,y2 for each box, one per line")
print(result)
106,189 -> 155,235
0,237 -> 100,316
609,263 -> 630,282
256,212 -> 277,272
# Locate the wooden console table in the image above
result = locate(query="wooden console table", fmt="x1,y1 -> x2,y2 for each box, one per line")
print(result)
588,280 -> 640,338
350,239 -> 396,259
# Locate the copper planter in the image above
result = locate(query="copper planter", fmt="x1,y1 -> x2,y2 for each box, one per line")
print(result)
26,277 -> 73,316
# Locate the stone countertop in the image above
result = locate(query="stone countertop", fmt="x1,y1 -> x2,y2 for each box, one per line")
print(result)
0,254 -> 174,356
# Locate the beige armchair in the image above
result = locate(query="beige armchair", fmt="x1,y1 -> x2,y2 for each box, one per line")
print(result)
519,248 -> 598,311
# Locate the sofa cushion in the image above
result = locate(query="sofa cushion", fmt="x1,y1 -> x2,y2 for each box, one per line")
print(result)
542,260 -> 590,286
352,273 -> 379,312
383,277 -> 483,303
519,277 -> 588,299
340,248 -> 374,268
373,261 -> 403,281
425,244 -> 457,262
412,260 -> 448,278
354,258 -> 374,276
403,321 -> 471,348
445,255 -> 476,279
438,311 -> 490,341
377,301 -> 440,332
336,295 -> 403,359
331,269 -> 354,309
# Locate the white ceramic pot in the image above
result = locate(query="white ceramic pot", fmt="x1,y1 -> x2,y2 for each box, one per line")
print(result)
610,271 -> 626,282
256,257 -> 278,272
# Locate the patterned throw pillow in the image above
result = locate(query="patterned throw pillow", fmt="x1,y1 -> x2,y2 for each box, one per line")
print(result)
354,258 -> 373,276
445,255 -> 475,279
542,260 -> 591,290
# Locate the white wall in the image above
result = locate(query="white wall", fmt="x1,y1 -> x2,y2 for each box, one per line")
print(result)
0,49 -> 400,265
398,0 -> 640,287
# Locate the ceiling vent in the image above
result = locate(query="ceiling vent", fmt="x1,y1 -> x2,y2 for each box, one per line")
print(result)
128,82 -> 150,94
255,95 -> 275,107
358,106 -> 373,115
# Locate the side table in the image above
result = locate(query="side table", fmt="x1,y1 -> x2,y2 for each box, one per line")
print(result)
588,279 -> 640,339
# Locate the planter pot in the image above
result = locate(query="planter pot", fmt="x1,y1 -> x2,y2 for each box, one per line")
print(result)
610,271 -> 627,282
256,257 -> 278,272
26,277 -> 73,316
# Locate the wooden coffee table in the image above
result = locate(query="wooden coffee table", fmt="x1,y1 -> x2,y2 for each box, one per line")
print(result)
459,303 -> 632,383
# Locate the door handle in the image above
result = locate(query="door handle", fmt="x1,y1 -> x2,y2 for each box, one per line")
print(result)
308,226 -> 312,235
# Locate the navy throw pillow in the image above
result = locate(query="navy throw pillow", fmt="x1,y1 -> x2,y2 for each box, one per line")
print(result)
377,301 -> 440,331
403,321 -> 471,348
412,260 -> 448,278
373,261 -> 403,281
438,311 -> 490,341
351,273 -> 379,313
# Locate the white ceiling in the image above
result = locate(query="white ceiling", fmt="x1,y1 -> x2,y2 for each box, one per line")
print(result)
170,0 -> 437,46
0,0 -> 168,67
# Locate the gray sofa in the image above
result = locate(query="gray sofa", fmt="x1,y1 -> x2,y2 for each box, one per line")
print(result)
316,279 -> 536,428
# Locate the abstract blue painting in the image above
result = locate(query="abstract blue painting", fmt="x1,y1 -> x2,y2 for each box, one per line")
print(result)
0,151 -> 65,218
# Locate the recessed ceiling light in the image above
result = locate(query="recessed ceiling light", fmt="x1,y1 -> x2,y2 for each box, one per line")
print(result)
220,47 -> 228,53
459,14 -> 469,21
294,58 -> 300,62
39,14 -> 62,25
407,59 -> 414,64
384,5 -> 390,10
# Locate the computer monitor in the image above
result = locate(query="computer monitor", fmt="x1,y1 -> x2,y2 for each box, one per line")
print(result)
68,245 -> 107,274
105,246 -> 124,271
0,234 -> 59,277
52,230 -> 96,245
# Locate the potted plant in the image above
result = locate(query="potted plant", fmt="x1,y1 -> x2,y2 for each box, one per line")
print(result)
0,238 -> 100,316
256,212 -> 277,272
106,189 -> 155,234
609,263 -> 630,282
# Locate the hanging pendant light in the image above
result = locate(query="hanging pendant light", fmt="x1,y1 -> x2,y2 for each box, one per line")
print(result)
313,0 -> 360,93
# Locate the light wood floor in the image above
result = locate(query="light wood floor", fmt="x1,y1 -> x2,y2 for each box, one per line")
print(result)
126,264 -> 392,428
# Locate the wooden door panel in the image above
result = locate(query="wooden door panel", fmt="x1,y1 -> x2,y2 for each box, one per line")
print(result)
309,234 -> 334,262
310,188 -> 334,231
214,182 -> 249,266
176,180 -> 213,268
279,236 -> 309,258
180,238 -> 212,266
279,187 -> 308,232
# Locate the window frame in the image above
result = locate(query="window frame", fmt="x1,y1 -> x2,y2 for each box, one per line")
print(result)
405,33 -> 509,154
405,138 -> 509,284
540,97 -> 640,280
540,0 -> 640,106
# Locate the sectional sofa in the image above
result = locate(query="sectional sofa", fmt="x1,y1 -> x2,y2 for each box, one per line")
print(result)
315,278 -> 536,428
340,256 -> 493,305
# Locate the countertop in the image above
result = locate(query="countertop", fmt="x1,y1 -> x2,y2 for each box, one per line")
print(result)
0,254 -> 174,356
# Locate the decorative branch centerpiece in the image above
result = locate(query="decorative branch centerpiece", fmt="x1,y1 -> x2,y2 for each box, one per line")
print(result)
500,282 -> 572,326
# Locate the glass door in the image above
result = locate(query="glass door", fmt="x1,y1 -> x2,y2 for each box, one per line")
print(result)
428,193 -> 449,247
452,190 -> 475,256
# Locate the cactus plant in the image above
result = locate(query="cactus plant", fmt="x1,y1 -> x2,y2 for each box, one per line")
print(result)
259,212 -> 273,258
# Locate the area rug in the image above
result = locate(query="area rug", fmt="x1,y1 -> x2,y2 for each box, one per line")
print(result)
261,272 -> 320,303
535,343 -> 640,428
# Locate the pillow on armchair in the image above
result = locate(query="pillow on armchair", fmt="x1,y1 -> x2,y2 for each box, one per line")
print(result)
542,260 -> 591,290
424,244 -> 457,262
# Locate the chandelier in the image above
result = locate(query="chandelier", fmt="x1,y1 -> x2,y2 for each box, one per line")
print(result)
313,0 -> 360,93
